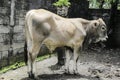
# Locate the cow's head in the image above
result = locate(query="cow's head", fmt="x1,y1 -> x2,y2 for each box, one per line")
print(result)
89,18 -> 108,43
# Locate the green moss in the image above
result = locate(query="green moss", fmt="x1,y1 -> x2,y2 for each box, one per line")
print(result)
0,54 -> 50,74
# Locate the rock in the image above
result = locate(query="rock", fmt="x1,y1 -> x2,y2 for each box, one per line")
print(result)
104,73 -> 113,78
114,68 -> 120,77
115,73 -> 120,77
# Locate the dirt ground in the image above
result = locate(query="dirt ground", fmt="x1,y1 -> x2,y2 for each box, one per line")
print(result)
0,47 -> 120,80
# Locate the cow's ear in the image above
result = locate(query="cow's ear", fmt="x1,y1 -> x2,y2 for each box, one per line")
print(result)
94,22 -> 97,26
98,18 -> 103,23
91,21 -> 99,29
98,18 -> 102,21
93,21 -> 99,27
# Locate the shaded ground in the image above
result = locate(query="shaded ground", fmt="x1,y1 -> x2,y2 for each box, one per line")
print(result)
0,47 -> 120,80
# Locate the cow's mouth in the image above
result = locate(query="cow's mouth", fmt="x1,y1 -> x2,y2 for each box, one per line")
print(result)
94,36 -> 108,43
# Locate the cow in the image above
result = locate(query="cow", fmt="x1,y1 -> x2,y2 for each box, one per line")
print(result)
24,9 -> 108,79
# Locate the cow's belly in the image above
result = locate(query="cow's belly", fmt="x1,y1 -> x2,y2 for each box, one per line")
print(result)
42,36 -> 82,53
42,37 -> 68,53
42,31 -> 73,52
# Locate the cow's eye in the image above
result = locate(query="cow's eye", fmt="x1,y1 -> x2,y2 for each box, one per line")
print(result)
101,26 -> 106,31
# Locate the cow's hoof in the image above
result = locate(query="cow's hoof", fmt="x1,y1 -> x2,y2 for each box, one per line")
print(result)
28,72 -> 36,79
74,69 -> 79,75
65,68 -> 69,74
60,66 -> 69,74
68,60 -> 77,74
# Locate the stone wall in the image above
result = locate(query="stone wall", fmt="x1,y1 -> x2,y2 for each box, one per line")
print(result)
0,0 -> 28,67
0,0 -> 27,54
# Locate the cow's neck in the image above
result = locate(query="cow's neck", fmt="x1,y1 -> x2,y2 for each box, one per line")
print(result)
81,22 -> 91,33
77,18 -> 91,32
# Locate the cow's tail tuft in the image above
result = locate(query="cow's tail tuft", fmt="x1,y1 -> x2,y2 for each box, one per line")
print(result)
24,41 -> 28,65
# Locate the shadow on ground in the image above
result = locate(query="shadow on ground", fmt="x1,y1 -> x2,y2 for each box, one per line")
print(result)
21,74 -> 101,80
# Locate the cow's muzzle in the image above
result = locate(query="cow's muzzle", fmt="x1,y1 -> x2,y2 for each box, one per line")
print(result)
100,36 -> 108,42
95,35 -> 108,43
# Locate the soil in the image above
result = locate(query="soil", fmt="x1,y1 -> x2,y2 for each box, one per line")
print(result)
0,47 -> 120,80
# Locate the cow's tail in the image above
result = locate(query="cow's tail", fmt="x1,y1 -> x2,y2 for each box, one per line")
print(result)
24,40 -> 28,65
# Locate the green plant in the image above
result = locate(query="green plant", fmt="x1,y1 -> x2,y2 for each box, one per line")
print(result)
0,54 -> 50,74
53,0 -> 71,7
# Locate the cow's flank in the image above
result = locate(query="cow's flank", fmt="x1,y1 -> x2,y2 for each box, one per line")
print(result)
24,9 -> 108,79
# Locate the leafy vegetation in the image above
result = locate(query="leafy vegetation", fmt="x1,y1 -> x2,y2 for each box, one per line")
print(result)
118,4 -> 120,9
53,0 -> 71,7
0,55 -> 49,74
89,0 -> 117,9
89,0 -> 100,9
118,0 -> 120,10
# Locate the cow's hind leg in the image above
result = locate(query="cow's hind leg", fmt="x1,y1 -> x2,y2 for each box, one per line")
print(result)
27,52 -> 36,79
27,42 -> 41,79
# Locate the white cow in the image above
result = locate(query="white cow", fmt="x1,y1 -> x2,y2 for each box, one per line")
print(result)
24,9 -> 108,79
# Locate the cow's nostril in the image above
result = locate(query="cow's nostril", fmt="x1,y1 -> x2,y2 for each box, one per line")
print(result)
106,36 -> 108,39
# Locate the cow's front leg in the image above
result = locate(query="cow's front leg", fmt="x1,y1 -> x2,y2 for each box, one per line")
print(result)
68,47 -> 80,74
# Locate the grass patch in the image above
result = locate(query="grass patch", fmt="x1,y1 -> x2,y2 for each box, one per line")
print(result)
36,54 -> 49,62
0,54 -> 50,74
